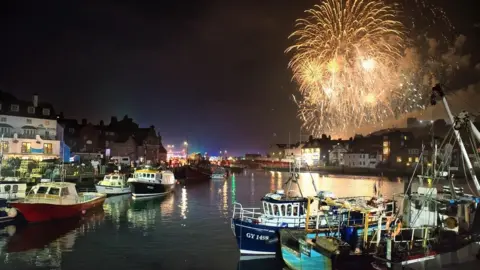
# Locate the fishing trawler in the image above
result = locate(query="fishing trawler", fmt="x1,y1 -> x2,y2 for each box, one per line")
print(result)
279,85 -> 480,270
95,171 -> 131,196
127,166 -> 176,199
231,171 -> 394,256
10,182 -> 106,223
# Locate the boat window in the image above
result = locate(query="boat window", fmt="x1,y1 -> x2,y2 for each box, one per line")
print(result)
279,205 -> 285,216
269,204 -> 275,216
4,185 -> 10,192
36,186 -> 48,194
293,205 -> 299,216
111,176 -> 118,180
105,176 -> 111,180
12,185 -> 18,193
48,188 -> 60,195
286,204 -> 292,216
263,202 -> 270,215
273,204 -> 279,215
61,187 -> 70,196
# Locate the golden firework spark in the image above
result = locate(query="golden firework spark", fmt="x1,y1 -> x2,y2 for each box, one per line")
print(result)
287,0 -> 427,136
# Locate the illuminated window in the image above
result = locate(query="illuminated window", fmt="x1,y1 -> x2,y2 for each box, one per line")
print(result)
316,148 -> 320,153
396,156 -> 402,163
44,143 -> 53,154
383,141 -> 389,147
1,141 -> 8,153
415,157 -> 419,163
21,142 -> 31,153
404,136 -> 408,140
408,157 -> 412,162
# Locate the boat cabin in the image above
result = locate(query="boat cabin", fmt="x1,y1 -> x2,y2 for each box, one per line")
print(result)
408,187 -> 479,232
131,169 -> 162,183
261,190 -> 308,218
130,168 -> 176,185
99,172 -> 127,186
0,181 -> 27,200
27,182 -> 79,203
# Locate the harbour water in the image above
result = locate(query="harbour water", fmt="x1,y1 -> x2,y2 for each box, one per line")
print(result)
0,170 -> 472,270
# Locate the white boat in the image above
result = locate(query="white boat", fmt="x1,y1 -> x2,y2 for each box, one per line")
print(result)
127,166 -> 176,199
212,166 -> 228,179
95,172 -> 131,196
0,179 -> 27,201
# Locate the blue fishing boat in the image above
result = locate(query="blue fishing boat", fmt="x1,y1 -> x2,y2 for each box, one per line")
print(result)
279,195 -> 395,270
231,172 -> 394,256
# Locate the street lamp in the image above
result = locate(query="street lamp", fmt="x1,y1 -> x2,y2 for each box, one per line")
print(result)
183,141 -> 188,158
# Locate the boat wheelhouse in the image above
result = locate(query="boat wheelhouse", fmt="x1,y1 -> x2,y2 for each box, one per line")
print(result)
0,180 -> 27,201
95,172 -> 131,196
127,167 -> 176,199
9,182 -> 106,223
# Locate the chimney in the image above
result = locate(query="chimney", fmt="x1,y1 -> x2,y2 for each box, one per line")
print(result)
33,93 -> 39,107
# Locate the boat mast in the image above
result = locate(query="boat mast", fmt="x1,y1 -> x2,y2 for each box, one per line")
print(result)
431,84 -> 480,192
0,134 -> 3,178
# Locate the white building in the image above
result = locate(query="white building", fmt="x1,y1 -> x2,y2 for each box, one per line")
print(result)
0,93 -> 62,160
328,144 -> 348,165
284,143 -> 304,165
344,153 -> 382,168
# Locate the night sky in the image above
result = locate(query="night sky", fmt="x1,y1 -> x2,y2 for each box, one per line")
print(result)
1,0 -> 479,155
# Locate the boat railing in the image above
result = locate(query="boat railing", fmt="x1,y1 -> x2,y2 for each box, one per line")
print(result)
370,215 -> 435,249
232,202 -> 263,221
231,202 -> 310,228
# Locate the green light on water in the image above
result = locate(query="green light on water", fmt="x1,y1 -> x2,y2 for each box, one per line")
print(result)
231,174 -> 236,204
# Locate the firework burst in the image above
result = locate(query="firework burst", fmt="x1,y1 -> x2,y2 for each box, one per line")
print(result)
287,0 -> 429,137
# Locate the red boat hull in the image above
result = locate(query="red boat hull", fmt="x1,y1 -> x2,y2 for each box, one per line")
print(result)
10,196 -> 106,223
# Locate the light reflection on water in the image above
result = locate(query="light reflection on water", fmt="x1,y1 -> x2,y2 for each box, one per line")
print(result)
1,170 -> 469,270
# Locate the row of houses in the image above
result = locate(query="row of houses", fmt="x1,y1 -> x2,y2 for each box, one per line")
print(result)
267,130 -> 457,169
0,90 -> 167,163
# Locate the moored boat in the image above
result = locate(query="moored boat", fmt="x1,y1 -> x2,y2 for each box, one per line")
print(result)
0,179 -> 28,201
0,199 -> 18,225
127,166 -> 176,199
231,183 -> 393,256
9,182 -> 106,223
95,171 -> 131,196
212,166 -> 228,179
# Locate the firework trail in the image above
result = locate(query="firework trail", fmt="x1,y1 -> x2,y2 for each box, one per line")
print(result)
287,0 -> 442,137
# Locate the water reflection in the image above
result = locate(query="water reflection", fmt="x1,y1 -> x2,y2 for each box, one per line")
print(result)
222,180 -> 228,211
160,192 -> 175,219
250,172 -> 255,204
103,194 -> 131,228
231,174 -> 236,205
276,171 -> 282,190
0,209 -> 104,269
128,195 -> 170,230
269,171 -> 275,191
295,173 -> 402,198
180,186 -> 188,220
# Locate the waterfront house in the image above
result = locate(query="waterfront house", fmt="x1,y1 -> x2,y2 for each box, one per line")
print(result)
0,91 -> 64,161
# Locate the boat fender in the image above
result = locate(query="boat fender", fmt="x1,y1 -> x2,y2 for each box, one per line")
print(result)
5,225 -> 16,236
7,207 -> 17,218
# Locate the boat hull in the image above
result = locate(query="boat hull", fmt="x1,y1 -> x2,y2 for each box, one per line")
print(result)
232,218 -> 281,255
280,230 -> 374,270
10,194 -> 106,223
185,166 -> 211,181
129,182 -> 175,198
233,218 -> 382,256
95,185 -> 131,196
